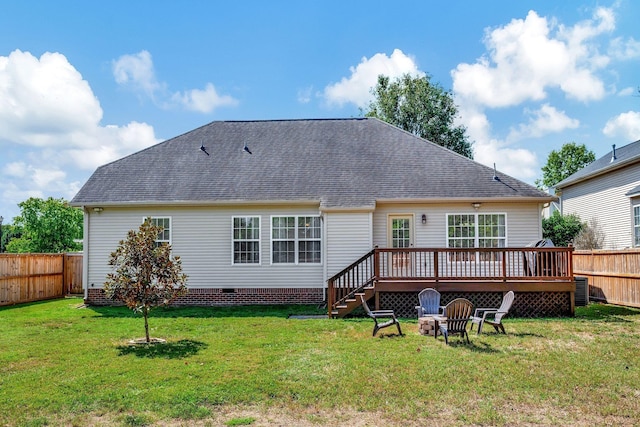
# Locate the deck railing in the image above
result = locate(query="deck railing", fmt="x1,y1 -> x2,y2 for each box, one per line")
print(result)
328,246 -> 574,312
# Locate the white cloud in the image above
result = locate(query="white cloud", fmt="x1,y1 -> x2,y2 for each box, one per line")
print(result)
171,83 -> 238,113
297,86 -> 313,104
323,49 -> 423,108
112,50 -> 163,98
113,50 -> 238,113
508,104 -> 579,141
603,111 -> 640,141
617,87 -> 636,96
452,8 -> 614,108
0,50 -> 160,219
457,104 -> 539,181
609,36 -> 640,60
0,50 -> 102,145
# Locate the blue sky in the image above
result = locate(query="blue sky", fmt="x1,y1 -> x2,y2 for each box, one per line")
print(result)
1,1 -> 639,222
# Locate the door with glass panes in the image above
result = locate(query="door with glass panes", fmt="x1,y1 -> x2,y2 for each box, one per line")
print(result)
388,215 -> 413,276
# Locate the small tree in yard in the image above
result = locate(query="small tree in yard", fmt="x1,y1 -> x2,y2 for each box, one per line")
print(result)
104,218 -> 188,343
542,211 -> 583,247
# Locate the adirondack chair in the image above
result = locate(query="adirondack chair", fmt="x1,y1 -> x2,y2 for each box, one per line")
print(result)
470,291 -> 515,334
415,288 -> 444,319
359,294 -> 403,337
436,298 -> 473,345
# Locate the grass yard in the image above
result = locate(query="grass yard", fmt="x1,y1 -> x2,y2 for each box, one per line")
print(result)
0,298 -> 639,426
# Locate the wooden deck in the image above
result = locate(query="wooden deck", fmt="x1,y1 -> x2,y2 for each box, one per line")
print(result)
328,246 -> 575,318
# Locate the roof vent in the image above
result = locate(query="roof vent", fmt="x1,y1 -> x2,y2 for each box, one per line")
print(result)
611,144 -> 617,163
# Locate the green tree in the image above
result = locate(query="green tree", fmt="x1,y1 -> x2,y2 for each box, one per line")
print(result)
537,142 -> 595,189
542,211 -> 583,247
6,197 -> 82,253
104,218 -> 188,343
3,225 -> 25,253
364,73 -> 474,158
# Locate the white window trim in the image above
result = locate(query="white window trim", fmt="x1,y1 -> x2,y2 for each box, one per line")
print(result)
143,216 -> 172,246
231,215 -> 262,266
445,212 -> 508,260
270,215 -> 322,265
633,205 -> 640,247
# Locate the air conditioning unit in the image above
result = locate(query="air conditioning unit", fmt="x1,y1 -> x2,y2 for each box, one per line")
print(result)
574,276 -> 589,307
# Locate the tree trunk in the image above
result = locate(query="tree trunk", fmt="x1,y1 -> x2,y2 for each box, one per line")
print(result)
144,306 -> 150,343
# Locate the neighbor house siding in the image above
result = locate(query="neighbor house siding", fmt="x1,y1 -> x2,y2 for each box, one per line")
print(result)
372,203 -> 542,248
561,162 -> 640,249
85,205 -> 325,294
324,211 -> 373,278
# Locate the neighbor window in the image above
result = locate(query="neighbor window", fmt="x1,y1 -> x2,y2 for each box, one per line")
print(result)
447,213 -> 506,261
233,216 -> 260,264
634,205 -> 640,247
149,217 -> 171,248
272,216 -> 321,264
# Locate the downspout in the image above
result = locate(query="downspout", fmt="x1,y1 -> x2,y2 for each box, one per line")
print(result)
82,207 -> 89,302
321,211 -> 327,302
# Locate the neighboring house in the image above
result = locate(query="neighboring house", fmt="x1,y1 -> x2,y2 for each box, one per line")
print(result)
71,118 -> 555,306
541,186 -> 560,219
555,140 -> 640,250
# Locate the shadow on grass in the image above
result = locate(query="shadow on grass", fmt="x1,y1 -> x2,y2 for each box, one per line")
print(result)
116,339 -> 208,359
88,304 -> 325,320
576,303 -> 640,322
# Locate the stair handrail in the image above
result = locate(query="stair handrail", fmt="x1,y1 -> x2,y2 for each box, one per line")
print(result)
327,248 -> 376,312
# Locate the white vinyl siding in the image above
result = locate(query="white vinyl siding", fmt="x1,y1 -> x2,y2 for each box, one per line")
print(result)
85,206 -> 324,291
324,212 -> 373,278
561,162 -> 640,249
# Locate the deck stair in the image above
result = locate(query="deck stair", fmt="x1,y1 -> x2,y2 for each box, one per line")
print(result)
331,285 -> 375,318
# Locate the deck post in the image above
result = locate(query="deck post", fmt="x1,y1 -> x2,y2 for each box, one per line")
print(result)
433,250 -> 439,282
502,251 -> 507,281
327,278 -> 334,317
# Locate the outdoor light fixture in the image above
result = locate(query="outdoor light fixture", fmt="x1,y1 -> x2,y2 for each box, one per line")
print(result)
93,207 -> 104,213
421,214 -> 427,224
472,202 -> 482,210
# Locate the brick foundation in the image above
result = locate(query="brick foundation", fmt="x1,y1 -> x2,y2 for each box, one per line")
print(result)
86,287 -> 324,306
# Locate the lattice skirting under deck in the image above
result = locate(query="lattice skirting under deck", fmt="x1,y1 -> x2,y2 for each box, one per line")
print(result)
379,291 -> 572,318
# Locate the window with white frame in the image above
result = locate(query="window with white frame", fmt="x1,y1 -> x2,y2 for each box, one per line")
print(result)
233,216 -> 260,264
634,205 -> 640,247
149,217 -> 171,248
272,216 -> 321,264
447,213 -> 506,261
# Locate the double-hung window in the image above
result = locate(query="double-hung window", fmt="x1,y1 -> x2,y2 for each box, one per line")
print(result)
447,213 -> 506,261
634,205 -> 640,247
233,216 -> 260,264
272,216 -> 321,264
149,217 -> 171,248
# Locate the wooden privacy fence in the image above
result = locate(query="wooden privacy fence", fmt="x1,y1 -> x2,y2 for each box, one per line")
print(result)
0,253 -> 83,306
573,249 -> 640,308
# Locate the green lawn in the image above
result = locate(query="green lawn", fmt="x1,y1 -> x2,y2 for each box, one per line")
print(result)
1,298 -> 639,426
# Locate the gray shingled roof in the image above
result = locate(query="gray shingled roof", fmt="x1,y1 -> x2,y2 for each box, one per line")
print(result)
71,118 -> 552,208
555,139 -> 640,189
